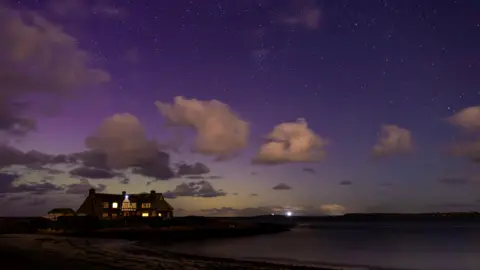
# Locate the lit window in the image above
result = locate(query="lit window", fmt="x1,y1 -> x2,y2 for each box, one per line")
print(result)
142,203 -> 151,208
142,212 -> 149,217
112,213 -> 117,217
122,202 -> 137,211
103,202 -> 109,208
102,213 -> 109,218
112,202 -> 118,208
158,213 -> 162,217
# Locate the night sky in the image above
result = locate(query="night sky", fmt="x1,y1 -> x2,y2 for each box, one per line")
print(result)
1,0 -> 479,217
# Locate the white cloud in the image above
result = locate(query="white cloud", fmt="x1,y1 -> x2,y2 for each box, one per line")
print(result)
85,113 -> 158,168
0,7 -> 109,137
447,106 -> 480,163
450,139 -> 480,163
448,106 -> 480,131
372,125 -> 413,157
155,96 -> 249,159
277,0 -> 322,30
253,118 -> 328,164
319,204 -> 346,216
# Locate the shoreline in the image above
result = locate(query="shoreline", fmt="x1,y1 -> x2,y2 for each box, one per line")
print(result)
0,234 -> 337,270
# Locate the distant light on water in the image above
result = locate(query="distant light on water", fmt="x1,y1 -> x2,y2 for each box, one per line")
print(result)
286,211 -> 292,217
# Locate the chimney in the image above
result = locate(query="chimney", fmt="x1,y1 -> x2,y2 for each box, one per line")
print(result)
150,190 -> 156,195
89,188 -> 95,195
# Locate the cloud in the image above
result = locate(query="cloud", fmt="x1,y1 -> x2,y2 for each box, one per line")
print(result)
182,174 -> 222,180
130,153 -> 175,180
85,113 -> 157,168
447,107 -> 480,163
51,154 -> 77,164
272,183 -> 292,190
319,204 -> 346,216
0,7 -> 109,138
339,180 -> 352,186
448,106 -> 480,131
0,145 -> 76,170
0,145 -> 30,167
119,178 -> 129,184
276,0 -> 322,30
163,181 -> 226,199
155,96 -> 249,160
0,172 -> 62,195
65,178 -> 106,195
69,167 -> 116,179
303,167 -> 316,174
372,125 -> 413,157
449,140 -> 480,163
73,151 -> 108,169
183,175 -> 205,180
176,162 -> 210,176
253,118 -> 328,164
85,114 -> 175,179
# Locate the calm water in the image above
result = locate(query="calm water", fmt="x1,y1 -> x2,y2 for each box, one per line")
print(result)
167,222 -> 480,270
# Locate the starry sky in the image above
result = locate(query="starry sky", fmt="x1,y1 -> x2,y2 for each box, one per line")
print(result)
0,0 -> 479,217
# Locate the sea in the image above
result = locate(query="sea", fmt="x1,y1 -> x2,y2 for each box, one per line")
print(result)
166,222 -> 480,270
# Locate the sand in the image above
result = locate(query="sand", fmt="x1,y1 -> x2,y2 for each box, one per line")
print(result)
0,234 -> 336,270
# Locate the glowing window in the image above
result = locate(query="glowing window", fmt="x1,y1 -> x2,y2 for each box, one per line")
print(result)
142,212 -> 149,217
102,213 -> 109,218
103,202 -> 109,208
158,213 -> 162,217
142,203 -> 151,208
122,202 -> 137,210
112,202 -> 118,208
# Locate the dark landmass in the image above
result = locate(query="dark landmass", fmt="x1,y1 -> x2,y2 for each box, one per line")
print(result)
291,212 -> 480,222
0,215 -> 294,236
2,212 -> 479,235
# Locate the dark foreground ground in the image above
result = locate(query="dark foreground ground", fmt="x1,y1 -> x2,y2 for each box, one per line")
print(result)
0,234 -> 335,270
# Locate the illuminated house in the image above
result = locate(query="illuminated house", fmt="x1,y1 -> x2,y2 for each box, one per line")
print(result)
77,189 -> 174,219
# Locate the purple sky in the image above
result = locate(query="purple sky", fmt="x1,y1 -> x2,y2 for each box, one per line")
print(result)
0,0 -> 479,217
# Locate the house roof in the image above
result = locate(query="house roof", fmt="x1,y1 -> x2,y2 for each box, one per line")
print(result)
91,192 -> 174,211
48,208 -> 76,214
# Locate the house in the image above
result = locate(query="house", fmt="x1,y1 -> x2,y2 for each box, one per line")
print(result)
44,208 -> 76,221
77,189 -> 174,220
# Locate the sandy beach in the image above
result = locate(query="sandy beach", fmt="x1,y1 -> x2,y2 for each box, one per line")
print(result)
0,234 -> 335,270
